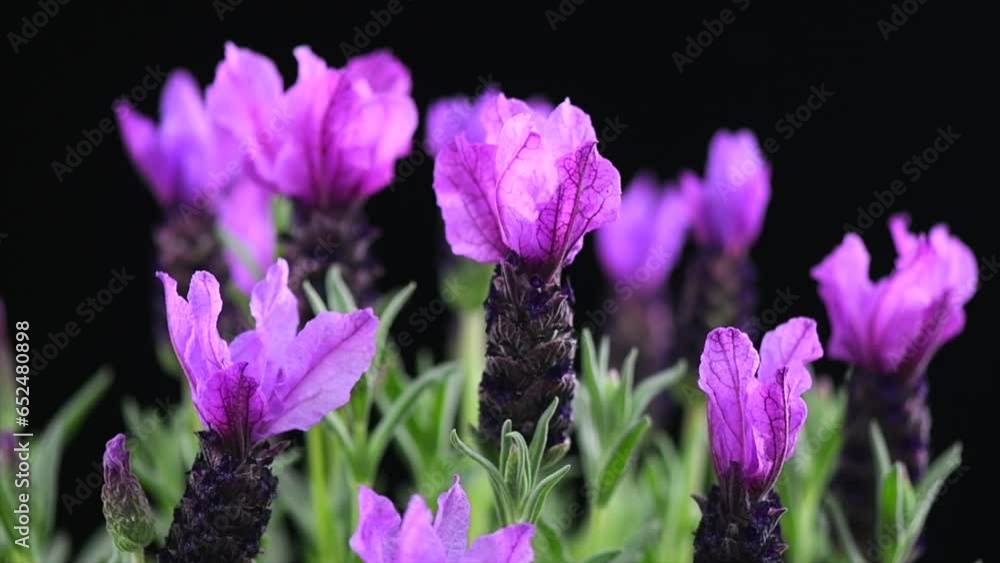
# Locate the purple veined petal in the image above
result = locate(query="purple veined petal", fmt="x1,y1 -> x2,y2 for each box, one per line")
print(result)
478,92 -> 535,145
461,523 -> 534,563
345,49 -> 413,96
811,233 -> 876,369
261,309 -> 377,437
158,271 -> 231,394
747,366 -> 794,495
194,362 -> 266,445
698,327 -> 761,482
432,136 -> 506,262
433,475 -> 471,563
426,96 -> 477,156
351,486 -> 403,563
397,495 -> 448,563
542,98 -> 597,157
343,84 -> 419,200
219,179 -> 277,296
115,99 -> 174,205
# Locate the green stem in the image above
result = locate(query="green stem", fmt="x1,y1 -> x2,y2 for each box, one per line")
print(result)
458,310 -> 485,439
307,426 -> 338,563
132,550 -> 146,563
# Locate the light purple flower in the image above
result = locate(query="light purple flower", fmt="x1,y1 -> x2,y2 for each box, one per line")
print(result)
811,214 -> 977,375
351,476 -> 534,563
426,90 -> 552,157
208,43 -> 418,207
116,70 -> 232,208
218,178 -> 277,294
158,258 -> 377,443
596,172 -> 690,292
699,318 -> 822,497
432,93 -> 621,278
684,129 -> 771,256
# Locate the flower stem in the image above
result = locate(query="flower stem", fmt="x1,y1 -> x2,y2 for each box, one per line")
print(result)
458,309 -> 485,439
307,426 -> 338,563
131,550 -> 145,563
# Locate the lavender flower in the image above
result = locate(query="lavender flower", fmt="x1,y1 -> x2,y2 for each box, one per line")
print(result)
432,92 -> 621,451
812,214 -> 976,545
158,258 -> 377,562
208,43 -> 418,304
351,476 -> 534,563
678,129 -> 770,363
694,318 -> 822,563
102,434 -> 156,553
425,90 -> 551,156
596,173 -> 690,378
116,66 -> 275,313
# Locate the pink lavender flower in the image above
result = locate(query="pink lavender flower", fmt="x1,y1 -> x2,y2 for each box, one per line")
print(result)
684,129 -> 771,257
433,92 -> 621,279
351,476 -> 534,563
811,214 -> 977,375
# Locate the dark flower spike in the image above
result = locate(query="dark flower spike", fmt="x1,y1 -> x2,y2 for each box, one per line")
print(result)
432,92 -> 622,451
693,319 -> 822,563
101,434 -> 156,554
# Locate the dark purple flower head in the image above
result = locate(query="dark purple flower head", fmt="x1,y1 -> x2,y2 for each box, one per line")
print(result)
596,172 -> 690,293
699,318 -> 822,499
811,214 -> 976,375
159,258 -> 377,450
351,475 -> 534,563
432,92 -> 622,280
207,43 -> 418,208
102,434 -> 156,552
684,129 -> 771,256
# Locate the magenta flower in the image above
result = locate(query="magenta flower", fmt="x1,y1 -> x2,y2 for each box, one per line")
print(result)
158,258 -> 377,444
217,178 -> 277,294
811,214 -> 977,375
426,90 -> 552,156
351,476 -> 534,563
208,43 -> 418,207
699,317 -> 822,496
684,129 -> 771,256
596,172 -> 690,293
433,92 -> 621,278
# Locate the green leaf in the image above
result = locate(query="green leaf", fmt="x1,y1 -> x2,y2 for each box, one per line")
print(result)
369,363 -> 454,466
324,266 -> 357,312
632,361 -> 686,419
579,549 -> 622,563
614,348 -> 638,420
441,258 -> 494,311
877,463 -> 909,562
579,329 -> 604,428
524,464 -> 571,524
528,399 -> 559,483
825,496 -> 867,563
301,281 -> 328,315
503,432 -> 531,501
897,444 -> 963,562
323,411 -> 355,455
451,431 -> 515,523
271,194 -> 293,234
869,421 -> 892,480
596,416 -> 650,506
533,519 -> 571,563
371,283 -> 417,370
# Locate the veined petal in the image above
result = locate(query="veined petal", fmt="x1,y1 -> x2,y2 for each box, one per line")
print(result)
433,476 -> 471,563
542,98 -> 597,157
811,233 -> 875,368
432,137 -> 505,262
461,523 -> 534,563
350,486 -> 402,563
195,362 -> 265,444
157,271 -> 230,393
397,496 -> 447,563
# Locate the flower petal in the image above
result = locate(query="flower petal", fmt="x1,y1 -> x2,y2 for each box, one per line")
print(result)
432,137 -> 506,262
542,98 -> 597,157
434,476 -> 471,563
345,49 -> 412,96
811,233 -> 875,368
397,496 -> 447,563
461,523 -> 534,563
115,100 -> 173,205
350,486 -> 402,563
195,362 -> 265,443
219,179 -> 276,295
158,271 -> 230,394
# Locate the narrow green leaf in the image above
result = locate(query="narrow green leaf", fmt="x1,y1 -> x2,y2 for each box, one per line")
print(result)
632,361 -> 686,419
596,416 -> 650,506
323,411 -> 355,454
368,363 -> 453,466
498,419 -> 514,476
898,444 -> 963,561
301,281 -> 328,315
504,432 -> 531,502
877,463 -> 907,563
324,266 -> 357,312
528,398 -> 558,483
915,443 -> 962,502
825,497 -> 867,563
450,431 -> 516,524
579,329 -> 604,428
615,348 -> 638,420
450,431 -> 502,482
524,464 -> 571,523
869,421 -> 892,479
579,549 -> 622,563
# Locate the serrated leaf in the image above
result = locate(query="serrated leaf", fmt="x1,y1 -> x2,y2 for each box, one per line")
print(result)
324,266 -> 357,313
596,416 -> 650,506
301,281 -> 328,315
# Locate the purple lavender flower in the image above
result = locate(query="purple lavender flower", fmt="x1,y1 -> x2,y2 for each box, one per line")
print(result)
596,173 -> 689,379
351,476 -> 534,563
678,129 -> 770,366
102,434 -> 156,553
425,90 -> 552,157
158,258 -> 377,562
432,92 -> 621,451
813,214 -> 976,546
694,318 -> 822,563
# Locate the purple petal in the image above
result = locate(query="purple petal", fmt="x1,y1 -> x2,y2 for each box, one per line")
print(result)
351,486 -> 402,563
541,98 -> 597,157
116,99 -> 173,205
461,523 -> 534,563
434,476 -> 471,563
810,233 -> 876,368
698,327 -> 761,481
477,92 -> 534,145
195,362 -> 265,443
262,309 -> 377,436
158,271 -> 231,394
426,96 -> 477,156
432,137 -> 506,262
747,367 -> 794,495
158,70 -> 221,205
345,49 -> 413,96
248,259 -> 299,353
219,179 -> 276,295
397,496 -> 448,563
758,317 -> 822,394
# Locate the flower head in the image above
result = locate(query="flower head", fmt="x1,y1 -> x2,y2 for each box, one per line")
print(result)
699,318 -> 822,498
102,434 -> 156,553
208,43 -> 418,207
811,214 -> 976,375
351,476 -> 534,563
596,172 -> 689,293
684,129 -> 771,256
432,92 -> 621,279
426,90 -> 551,156
158,258 -> 377,447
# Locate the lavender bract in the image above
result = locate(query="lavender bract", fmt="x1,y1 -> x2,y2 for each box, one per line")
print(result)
351,476 -> 534,563
432,92 -> 621,450
813,214 -> 976,545
102,434 -> 156,553
694,318 -> 822,563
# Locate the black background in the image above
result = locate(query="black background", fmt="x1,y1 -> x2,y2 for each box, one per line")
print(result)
2,1 -> 991,560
